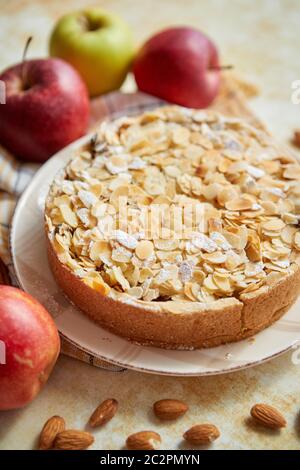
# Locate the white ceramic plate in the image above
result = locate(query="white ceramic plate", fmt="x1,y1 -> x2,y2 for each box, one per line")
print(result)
11,135 -> 300,376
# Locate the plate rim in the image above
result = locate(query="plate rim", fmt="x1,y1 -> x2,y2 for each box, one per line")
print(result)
10,137 -> 300,377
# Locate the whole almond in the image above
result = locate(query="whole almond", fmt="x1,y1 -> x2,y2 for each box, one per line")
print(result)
153,399 -> 188,420
89,398 -> 118,427
38,415 -> 66,450
54,430 -> 94,450
126,431 -> 161,450
250,403 -> 286,429
183,424 -> 220,445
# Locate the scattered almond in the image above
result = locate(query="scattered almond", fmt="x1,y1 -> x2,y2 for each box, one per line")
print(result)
89,398 -> 118,428
183,424 -> 220,445
250,403 -> 286,429
126,431 -> 161,450
53,430 -> 94,450
153,399 -> 188,420
38,415 -> 66,450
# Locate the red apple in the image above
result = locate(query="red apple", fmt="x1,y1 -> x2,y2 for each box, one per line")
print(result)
0,57 -> 90,163
0,286 -> 60,410
133,27 -> 221,109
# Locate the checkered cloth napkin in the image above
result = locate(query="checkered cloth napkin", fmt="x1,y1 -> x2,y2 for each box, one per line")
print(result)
0,91 -> 163,371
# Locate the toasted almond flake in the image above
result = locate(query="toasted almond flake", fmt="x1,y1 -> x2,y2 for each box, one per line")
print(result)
192,269 -> 206,284
184,282 -> 198,301
203,275 -> 218,292
245,261 -> 264,277
112,246 -> 132,262
114,230 -> 138,250
223,226 -> 248,251
171,125 -> 190,145
213,273 -> 232,293
54,195 -> 72,208
105,156 -> 128,174
61,181 -> 74,195
261,201 -> 278,215
202,251 -> 227,264
78,190 -> 98,208
135,240 -> 154,260
77,208 -> 91,226
265,271 -> 287,285
91,202 -> 108,218
271,259 -> 290,269
192,234 -> 217,253
225,251 -> 243,270
128,157 -> 146,170
246,165 -> 265,179
217,187 -> 239,206
90,241 -> 111,261
109,173 -> 132,191
210,232 -> 232,250
261,187 -> 285,201
240,280 -> 262,294
112,266 -> 130,290
83,276 -> 110,295
294,232 -> 300,250
262,219 -> 285,231
154,239 -> 179,251
282,213 -> 298,225
143,288 -> 160,301
283,164 -> 300,180
127,286 -> 144,299
225,198 -> 255,211
60,205 -> 78,228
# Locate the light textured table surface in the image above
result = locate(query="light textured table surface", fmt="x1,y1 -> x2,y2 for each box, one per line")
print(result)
0,0 -> 300,450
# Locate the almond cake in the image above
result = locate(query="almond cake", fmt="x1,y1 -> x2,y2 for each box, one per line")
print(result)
45,106 -> 300,349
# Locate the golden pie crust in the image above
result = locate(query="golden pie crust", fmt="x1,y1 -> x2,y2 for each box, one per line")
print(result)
45,95 -> 300,349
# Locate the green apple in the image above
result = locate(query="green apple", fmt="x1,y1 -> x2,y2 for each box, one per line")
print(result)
49,8 -> 135,97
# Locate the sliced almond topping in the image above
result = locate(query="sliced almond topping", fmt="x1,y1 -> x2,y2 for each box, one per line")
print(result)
202,251 -> 227,264
59,205 -> 78,228
135,240 -> 154,260
171,125 -> 190,146
90,241 -> 111,261
262,219 -> 285,232
281,225 -> 297,245
46,106 -> 300,305
294,232 -> 300,251
127,286 -> 144,299
114,230 -> 138,250
225,198 -> 256,211
112,266 -> 130,290
213,273 -> 232,293
283,164 -> 300,180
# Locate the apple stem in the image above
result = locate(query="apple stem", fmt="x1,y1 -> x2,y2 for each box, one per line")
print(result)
90,133 -> 98,158
21,36 -> 33,88
210,64 -> 234,71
